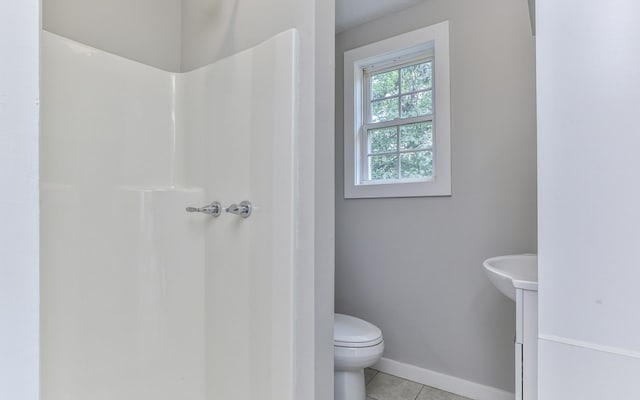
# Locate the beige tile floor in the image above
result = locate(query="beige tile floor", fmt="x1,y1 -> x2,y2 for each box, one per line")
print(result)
365,369 -> 472,400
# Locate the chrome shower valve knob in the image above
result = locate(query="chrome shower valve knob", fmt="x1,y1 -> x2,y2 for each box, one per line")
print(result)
225,201 -> 252,218
185,201 -> 222,217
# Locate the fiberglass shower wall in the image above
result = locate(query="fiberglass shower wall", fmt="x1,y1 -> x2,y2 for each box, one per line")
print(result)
41,30 -> 299,400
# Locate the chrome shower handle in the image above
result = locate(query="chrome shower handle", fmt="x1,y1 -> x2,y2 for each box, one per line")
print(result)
186,201 -> 222,217
225,201 -> 252,218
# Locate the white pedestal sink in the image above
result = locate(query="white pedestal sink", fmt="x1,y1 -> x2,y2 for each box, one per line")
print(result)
483,254 -> 538,400
483,254 -> 537,300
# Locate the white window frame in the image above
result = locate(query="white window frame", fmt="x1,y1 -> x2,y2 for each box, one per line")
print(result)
344,21 -> 451,198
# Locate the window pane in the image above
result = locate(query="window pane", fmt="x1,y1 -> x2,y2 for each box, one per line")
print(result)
400,151 -> 432,179
371,98 -> 399,122
371,70 -> 399,99
369,154 -> 398,180
401,62 -> 432,93
368,127 -> 397,154
400,122 -> 432,150
400,90 -> 432,118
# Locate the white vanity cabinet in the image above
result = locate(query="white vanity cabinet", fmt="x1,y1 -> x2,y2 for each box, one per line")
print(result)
482,254 -> 538,400
515,288 -> 537,400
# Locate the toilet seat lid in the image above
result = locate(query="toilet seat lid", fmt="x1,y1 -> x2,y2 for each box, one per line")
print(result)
334,314 -> 383,348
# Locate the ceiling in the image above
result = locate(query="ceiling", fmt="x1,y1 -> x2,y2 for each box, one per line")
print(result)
335,0 -> 427,33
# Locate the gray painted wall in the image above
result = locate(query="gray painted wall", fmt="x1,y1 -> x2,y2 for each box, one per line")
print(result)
43,0 -> 182,71
335,0 -> 536,392
181,0 -> 301,71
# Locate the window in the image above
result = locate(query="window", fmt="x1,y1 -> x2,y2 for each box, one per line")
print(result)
365,59 -> 434,181
344,22 -> 451,198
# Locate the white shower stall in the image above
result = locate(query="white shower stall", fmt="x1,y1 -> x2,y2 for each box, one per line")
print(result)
41,29 -> 308,400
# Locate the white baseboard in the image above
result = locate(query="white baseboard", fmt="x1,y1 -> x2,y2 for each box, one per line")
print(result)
373,357 -> 514,400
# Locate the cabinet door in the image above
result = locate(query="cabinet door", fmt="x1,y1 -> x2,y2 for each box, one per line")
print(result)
522,290 -> 538,399
516,342 -> 523,400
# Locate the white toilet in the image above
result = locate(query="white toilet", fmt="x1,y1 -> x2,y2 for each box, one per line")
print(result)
334,313 -> 384,400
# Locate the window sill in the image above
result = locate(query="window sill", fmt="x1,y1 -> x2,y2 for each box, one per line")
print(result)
345,178 -> 451,199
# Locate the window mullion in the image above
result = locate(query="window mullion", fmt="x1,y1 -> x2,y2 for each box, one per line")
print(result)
364,115 -> 433,131
367,147 -> 433,157
396,126 -> 401,179
397,147 -> 432,154
360,126 -> 368,181
400,88 -> 432,97
397,71 -> 402,126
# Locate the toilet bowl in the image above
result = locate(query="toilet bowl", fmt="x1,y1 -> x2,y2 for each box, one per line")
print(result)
334,313 -> 384,400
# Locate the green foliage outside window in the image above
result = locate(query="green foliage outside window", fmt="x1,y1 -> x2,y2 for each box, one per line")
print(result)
367,122 -> 433,180
369,61 -> 433,123
366,60 -> 434,180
